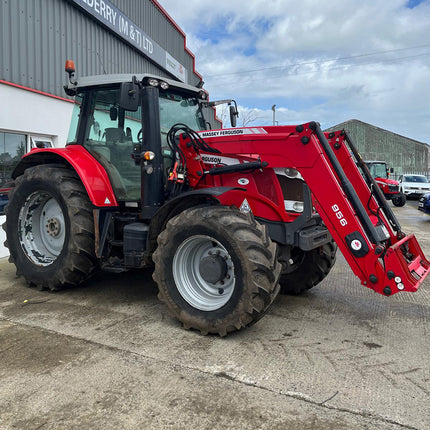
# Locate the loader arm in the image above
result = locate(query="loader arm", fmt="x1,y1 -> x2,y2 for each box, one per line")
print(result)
183,122 -> 429,296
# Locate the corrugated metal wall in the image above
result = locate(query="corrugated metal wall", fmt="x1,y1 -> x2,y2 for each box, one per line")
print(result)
325,120 -> 429,177
113,0 -> 198,81
0,0 -> 200,97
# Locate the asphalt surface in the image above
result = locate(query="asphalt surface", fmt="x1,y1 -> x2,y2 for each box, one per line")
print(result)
0,201 -> 429,429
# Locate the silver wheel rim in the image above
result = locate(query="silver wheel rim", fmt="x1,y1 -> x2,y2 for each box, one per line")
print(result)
19,191 -> 66,266
172,235 -> 236,311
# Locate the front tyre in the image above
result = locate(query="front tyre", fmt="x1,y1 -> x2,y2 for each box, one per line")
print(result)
392,192 -> 406,207
4,166 -> 96,290
279,241 -> 337,295
153,206 -> 281,336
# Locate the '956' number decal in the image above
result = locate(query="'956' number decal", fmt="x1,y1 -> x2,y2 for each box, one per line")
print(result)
332,204 -> 348,226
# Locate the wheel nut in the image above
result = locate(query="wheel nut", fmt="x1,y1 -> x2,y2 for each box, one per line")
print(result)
45,218 -> 60,237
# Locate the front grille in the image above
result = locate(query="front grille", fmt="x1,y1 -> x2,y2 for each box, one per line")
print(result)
276,175 -> 304,201
388,185 -> 399,192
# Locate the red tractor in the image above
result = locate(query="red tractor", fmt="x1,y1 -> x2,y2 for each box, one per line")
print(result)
364,161 -> 406,207
4,63 -> 429,336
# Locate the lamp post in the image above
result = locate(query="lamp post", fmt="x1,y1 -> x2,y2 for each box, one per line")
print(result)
271,104 -> 276,126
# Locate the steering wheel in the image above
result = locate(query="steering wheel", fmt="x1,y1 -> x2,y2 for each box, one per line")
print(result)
137,129 -> 143,143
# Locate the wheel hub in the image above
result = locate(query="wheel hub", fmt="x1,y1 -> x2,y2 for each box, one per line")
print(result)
19,191 -> 66,266
172,235 -> 236,311
199,254 -> 228,284
46,217 -> 61,237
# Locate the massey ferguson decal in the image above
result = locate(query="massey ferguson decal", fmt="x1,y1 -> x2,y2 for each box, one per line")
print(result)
199,128 -> 268,139
200,155 -> 239,165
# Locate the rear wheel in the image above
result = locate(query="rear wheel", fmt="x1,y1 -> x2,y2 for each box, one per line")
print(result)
279,242 -> 337,295
4,165 -> 96,290
153,206 -> 281,336
392,192 -> 406,207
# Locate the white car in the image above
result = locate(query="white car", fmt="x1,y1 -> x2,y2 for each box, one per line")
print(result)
399,174 -> 430,197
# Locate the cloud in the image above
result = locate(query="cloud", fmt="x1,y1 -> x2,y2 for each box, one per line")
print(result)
158,0 -> 430,142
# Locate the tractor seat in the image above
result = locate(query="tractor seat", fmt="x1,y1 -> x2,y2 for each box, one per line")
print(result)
105,127 -> 125,144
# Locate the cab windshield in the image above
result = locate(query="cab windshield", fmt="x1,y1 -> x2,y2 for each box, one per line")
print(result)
367,163 -> 388,179
160,91 -> 205,135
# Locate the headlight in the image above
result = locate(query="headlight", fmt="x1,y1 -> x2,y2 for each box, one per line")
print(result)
159,81 -> 169,90
293,201 -> 304,212
148,78 -> 159,87
284,168 -> 298,178
284,200 -> 304,213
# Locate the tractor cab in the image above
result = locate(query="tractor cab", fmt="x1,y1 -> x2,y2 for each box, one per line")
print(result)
365,161 -> 391,180
65,73 -> 208,204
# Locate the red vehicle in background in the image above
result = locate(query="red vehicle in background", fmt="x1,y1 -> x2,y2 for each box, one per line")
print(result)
364,161 -> 406,207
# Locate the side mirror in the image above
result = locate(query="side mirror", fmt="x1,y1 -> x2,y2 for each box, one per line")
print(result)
229,104 -> 238,128
390,167 -> 394,173
120,81 -> 140,112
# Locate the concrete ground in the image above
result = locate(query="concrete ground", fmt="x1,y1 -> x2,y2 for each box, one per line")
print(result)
0,202 -> 429,430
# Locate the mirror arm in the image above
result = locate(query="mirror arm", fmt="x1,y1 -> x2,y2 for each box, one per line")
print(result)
206,99 -> 233,107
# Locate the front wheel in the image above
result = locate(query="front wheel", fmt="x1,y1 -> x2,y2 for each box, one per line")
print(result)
152,206 -> 281,336
279,241 -> 337,295
4,165 -> 96,290
392,192 -> 406,207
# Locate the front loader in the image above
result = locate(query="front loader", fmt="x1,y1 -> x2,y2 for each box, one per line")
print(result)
4,63 -> 429,336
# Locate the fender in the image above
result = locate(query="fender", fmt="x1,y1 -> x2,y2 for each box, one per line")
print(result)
146,187 -> 238,254
12,145 -> 118,207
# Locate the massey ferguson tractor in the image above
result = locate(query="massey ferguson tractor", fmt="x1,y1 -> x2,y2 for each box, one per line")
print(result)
364,160 -> 406,207
4,62 -> 429,336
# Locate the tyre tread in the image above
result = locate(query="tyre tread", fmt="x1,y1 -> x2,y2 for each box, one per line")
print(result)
153,206 -> 280,336
279,241 -> 337,295
3,165 -> 96,291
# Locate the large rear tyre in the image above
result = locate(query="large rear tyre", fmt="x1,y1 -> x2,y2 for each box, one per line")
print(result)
392,192 -> 406,207
153,206 -> 281,336
4,165 -> 96,290
279,242 -> 337,295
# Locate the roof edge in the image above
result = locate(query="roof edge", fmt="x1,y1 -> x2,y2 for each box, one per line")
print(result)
150,0 -> 203,82
327,119 -> 428,146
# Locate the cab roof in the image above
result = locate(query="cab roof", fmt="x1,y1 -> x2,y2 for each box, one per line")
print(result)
66,73 -> 202,96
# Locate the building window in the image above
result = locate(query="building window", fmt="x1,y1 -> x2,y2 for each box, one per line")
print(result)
0,132 -> 26,215
30,135 -> 53,149
0,131 -> 26,188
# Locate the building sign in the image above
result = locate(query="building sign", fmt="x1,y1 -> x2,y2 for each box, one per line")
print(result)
69,0 -> 187,82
